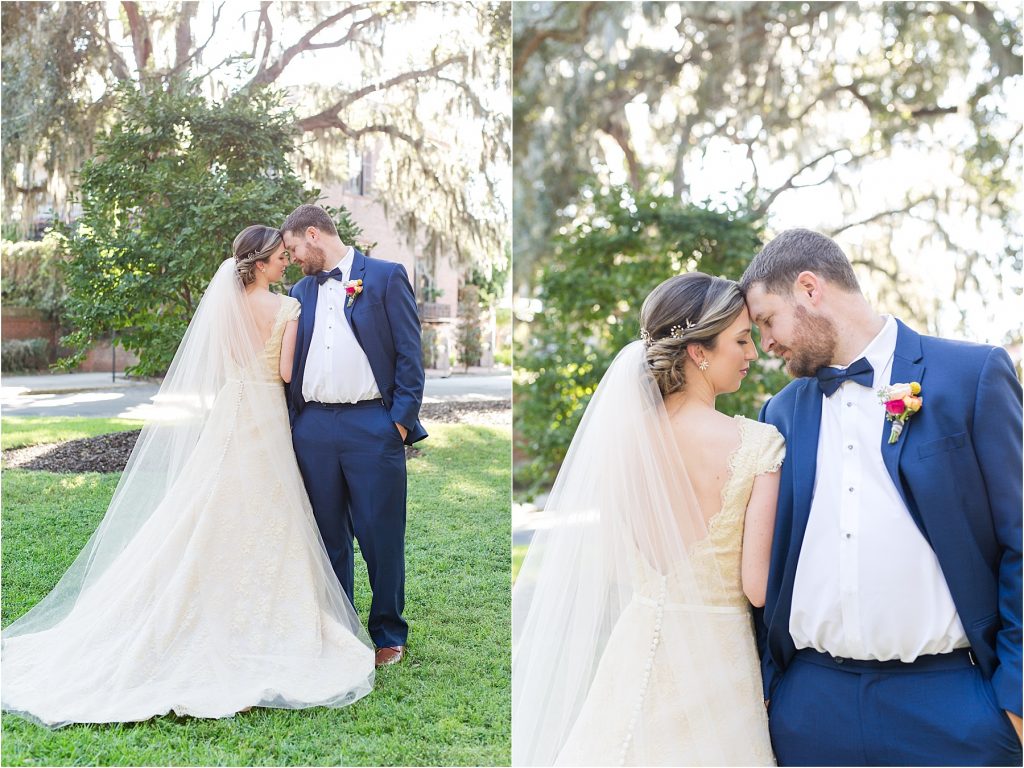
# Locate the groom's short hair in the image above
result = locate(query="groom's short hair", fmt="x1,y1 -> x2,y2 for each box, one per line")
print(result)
281,204 -> 339,238
739,228 -> 861,296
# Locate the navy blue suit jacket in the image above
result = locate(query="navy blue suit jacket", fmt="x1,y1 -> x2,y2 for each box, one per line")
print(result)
287,250 -> 427,445
757,320 -> 1022,716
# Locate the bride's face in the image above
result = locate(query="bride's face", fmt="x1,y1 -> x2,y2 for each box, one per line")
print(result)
263,244 -> 290,283
703,307 -> 759,394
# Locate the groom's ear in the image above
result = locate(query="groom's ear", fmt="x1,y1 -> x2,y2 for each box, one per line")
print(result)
794,271 -> 823,306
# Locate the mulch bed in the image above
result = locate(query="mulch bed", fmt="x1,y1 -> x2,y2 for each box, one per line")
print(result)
2,400 -> 510,474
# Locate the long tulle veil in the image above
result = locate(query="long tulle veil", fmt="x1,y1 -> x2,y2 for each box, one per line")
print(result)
2,258 -> 376,729
4,259 -> 280,637
513,341 -> 738,765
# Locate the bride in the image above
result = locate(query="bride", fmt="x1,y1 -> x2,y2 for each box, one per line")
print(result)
513,273 -> 784,766
2,225 -> 374,728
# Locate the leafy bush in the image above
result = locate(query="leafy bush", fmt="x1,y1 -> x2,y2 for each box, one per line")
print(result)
514,185 -> 790,496
0,235 -> 69,316
59,79 -> 313,376
1,338 -> 51,372
421,325 -> 445,370
457,284 -> 483,368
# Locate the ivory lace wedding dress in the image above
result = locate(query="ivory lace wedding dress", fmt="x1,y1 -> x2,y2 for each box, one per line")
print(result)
555,417 -> 783,766
2,262 -> 374,728
513,342 -> 785,766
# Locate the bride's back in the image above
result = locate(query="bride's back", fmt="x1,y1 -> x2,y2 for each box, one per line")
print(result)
246,290 -> 285,347
665,402 -> 744,526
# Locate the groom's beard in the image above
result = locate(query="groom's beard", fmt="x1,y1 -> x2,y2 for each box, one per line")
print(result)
299,243 -> 328,275
778,305 -> 838,378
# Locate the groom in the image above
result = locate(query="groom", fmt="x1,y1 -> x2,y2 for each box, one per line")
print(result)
741,229 -> 1022,766
282,204 -> 427,667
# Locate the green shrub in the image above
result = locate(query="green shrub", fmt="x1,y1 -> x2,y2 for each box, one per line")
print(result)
421,325 -> 441,369
0,235 -> 69,316
457,284 -> 483,368
514,185 -> 790,497
59,79 -> 313,376
1,338 -> 51,372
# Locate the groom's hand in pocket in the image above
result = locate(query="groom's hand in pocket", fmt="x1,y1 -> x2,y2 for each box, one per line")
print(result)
1007,711 -> 1023,744
395,422 -> 408,442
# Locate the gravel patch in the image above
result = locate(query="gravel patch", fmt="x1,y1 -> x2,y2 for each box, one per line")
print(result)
3,400 -> 510,473
420,399 -> 511,428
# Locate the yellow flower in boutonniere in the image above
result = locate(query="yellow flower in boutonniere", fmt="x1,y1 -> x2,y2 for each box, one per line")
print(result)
345,279 -> 363,308
877,381 -> 923,444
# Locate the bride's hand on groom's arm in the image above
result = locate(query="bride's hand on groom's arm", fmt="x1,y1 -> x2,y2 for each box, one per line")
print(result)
1006,711 -> 1023,744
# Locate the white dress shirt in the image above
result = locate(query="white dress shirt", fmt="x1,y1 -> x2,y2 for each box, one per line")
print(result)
301,247 -> 381,404
789,315 -> 968,661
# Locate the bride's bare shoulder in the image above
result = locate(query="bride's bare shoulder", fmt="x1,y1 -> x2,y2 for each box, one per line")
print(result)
667,406 -> 743,446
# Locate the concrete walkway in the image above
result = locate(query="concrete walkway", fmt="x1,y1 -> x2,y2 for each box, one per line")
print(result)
1,370 -> 510,419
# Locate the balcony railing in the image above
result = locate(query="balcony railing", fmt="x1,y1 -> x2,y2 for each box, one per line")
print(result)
419,302 -> 453,321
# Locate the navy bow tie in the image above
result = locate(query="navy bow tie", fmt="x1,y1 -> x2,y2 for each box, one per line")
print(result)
815,356 -> 874,397
316,267 -> 344,286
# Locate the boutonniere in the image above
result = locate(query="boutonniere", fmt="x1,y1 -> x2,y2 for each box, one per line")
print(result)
877,381 -> 922,444
345,279 -> 363,308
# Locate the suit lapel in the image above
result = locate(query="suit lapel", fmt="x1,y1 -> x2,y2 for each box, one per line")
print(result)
881,321 -> 924,509
298,277 -> 318,371
344,249 -> 367,331
790,379 -> 823,549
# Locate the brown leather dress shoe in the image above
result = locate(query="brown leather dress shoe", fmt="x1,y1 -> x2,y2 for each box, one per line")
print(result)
374,645 -> 406,667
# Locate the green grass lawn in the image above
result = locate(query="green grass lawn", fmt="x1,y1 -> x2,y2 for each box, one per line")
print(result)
1,417 -> 143,450
1,420 -> 511,766
512,545 -> 527,582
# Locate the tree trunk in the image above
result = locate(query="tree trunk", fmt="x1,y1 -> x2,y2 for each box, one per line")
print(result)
122,2 -> 153,73
174,2 -> 199,71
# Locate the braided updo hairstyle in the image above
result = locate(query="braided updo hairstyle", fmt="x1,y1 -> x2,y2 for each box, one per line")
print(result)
639,273 -> 745,397
232,225 -> 283,286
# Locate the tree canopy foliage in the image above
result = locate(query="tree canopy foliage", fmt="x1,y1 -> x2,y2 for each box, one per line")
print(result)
2,1 -> 510,274
513,1 -> 1021,341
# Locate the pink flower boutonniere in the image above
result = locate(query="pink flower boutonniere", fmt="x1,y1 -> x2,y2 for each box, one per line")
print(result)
345,279 -> 363,308
877,381 -> 923,444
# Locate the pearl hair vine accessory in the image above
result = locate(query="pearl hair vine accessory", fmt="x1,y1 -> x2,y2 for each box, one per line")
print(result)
640,319 -> 696,347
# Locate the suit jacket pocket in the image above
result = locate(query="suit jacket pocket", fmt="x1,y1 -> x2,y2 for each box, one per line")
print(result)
917,431 -> 967,459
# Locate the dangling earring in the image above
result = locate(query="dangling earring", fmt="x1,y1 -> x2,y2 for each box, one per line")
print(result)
698,360 -> 710,372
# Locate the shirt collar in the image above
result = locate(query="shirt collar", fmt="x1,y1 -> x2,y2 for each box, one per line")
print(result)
318,246 -> 355,286
842,314 -> 897,384
338,246 -> 355,278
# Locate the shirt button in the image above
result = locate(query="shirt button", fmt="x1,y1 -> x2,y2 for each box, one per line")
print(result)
845,533 -> 852,539
848,487 -> 855,492
847,444 -> 854,450
846,401 -> 853,407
